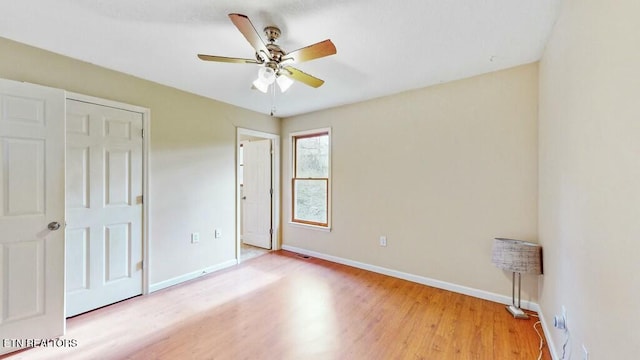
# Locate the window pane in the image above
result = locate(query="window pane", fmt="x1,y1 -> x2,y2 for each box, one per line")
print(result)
293,179 -> 327,225
296,134 -> 329,178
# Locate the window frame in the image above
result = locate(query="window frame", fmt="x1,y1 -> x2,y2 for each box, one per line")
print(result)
290,128 -> 331,230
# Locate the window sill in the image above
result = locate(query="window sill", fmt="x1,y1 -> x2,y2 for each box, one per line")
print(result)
288,221 -> 332,232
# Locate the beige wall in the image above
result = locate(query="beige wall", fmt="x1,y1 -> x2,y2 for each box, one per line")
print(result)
0,37 -> 280,286
538,0 -> 640,358
282,64 -> 539,301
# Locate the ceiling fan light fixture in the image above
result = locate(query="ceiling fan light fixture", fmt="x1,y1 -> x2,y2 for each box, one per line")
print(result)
252,78 -> 269,93
276,75 -> 294,92
258,66 -> 276,85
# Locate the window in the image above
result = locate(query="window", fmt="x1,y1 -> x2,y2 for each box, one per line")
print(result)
291,129 -> 331,228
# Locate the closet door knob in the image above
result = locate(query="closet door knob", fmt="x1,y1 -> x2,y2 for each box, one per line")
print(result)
48,222 -> 61,231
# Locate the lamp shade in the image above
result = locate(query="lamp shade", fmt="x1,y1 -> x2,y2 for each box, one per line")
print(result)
491,238 -> 542,274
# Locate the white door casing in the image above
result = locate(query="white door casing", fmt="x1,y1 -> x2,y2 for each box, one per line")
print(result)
242,139 -> 272,249
65,99 -> 143,317
0,79 -> 65,354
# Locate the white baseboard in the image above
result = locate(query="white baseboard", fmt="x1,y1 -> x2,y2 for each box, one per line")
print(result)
282,245 -> 539,311
149,259 -> 238,293
537,309 -> 560,360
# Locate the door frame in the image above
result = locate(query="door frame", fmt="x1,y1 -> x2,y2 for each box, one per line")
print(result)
66,92 -> 151,295
236,128 -> 280,261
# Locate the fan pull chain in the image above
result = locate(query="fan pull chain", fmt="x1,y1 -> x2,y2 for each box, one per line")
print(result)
270,81 -> 277,116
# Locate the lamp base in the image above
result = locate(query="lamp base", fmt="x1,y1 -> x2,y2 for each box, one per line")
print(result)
506,305 -> 529,319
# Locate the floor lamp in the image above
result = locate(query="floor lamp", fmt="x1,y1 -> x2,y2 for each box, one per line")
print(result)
491,238 -> 542,319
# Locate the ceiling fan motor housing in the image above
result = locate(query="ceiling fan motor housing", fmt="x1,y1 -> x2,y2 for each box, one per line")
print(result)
264,26 -> 284,63
266,44 -> 285,62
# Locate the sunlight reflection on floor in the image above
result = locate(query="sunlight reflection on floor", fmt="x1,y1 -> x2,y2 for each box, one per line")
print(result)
7,266 -> 281,360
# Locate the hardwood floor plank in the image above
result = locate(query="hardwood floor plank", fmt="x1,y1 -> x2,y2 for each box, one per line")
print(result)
2,250 -> 551,359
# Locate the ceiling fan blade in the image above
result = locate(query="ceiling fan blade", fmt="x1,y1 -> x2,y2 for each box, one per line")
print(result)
197,54 -> 260,64
285,39 -> 336,63
228,13 -> 270,60
282,66 -> 325,88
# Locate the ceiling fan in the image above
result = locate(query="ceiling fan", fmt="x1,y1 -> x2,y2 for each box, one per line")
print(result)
198,13 -> 337,93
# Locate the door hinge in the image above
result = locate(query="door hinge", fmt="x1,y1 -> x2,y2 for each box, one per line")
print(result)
141,129 -> 144,138
269,228 -> 273,236
137,260 -> 144,270
269,188 -> 273,196
136,195 -> 143,204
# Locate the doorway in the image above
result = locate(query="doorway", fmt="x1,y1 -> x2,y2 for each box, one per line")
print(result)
236,128 -> 280,262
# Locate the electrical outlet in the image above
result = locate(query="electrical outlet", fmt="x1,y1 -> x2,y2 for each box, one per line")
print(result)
191,232 -> 200,244
214,229 -> 222,239
379,236 -> 387,247
554,306 -> 568,330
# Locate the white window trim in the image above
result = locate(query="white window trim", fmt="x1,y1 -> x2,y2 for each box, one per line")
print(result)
289,127 -> 332,231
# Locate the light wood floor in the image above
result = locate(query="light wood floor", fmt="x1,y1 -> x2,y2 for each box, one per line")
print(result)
4,250 -> 551,359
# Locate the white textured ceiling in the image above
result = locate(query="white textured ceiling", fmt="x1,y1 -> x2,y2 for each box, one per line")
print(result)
0,0 -> 559,117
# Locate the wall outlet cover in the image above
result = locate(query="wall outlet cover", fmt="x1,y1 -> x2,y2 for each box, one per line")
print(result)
379,236 -> 387,247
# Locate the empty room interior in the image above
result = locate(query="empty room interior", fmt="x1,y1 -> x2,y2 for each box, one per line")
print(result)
0,0 -> 638,359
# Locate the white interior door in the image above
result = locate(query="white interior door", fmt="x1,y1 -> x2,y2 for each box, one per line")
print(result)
242,139 -> 272,249
65,99 -> 143,317
0,79 -> 65,354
